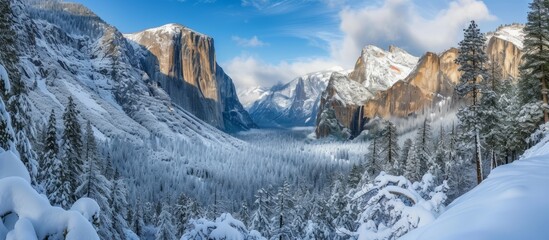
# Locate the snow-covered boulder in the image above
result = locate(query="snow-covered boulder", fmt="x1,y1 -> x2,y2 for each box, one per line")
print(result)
0,150 -> 99,240
71,198 -> 100,226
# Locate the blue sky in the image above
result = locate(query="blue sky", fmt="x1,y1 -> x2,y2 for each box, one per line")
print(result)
71,0 -> 529,89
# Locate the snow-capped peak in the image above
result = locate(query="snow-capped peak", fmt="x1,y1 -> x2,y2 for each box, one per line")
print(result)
351,45 -> 419,92
486,23 -> 525,49
124,23 -> 207,41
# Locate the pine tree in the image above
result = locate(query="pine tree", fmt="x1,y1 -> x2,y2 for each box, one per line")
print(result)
415,118 -> 432,176
379,121 -> 400,173
238,202 -> 251,228
366,129 -> 382,179
272,180 -> 295,240
482,61 -> 505,170
347,164 -> 364,188
173,193 -> 194,237
9,72 -> 39,187
250,188 -> 273,237
133,202 -> 145,238
455,20 -> 489,184
156,204 -> 177,240
0,83 -> 15,151
397,139 -> 413,176
62,96 -> 84,202
404,143 -> 421,182
0,108 -> 14,150
0,0 -> 18,100
77,121 -> 113,239
110,171 -> 129,240
520,0 -> 549,122
41,110 -> 70,207
431,127 -> 447,180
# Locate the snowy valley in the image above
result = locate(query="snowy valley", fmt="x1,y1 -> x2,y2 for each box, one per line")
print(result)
0,0 -> 548,239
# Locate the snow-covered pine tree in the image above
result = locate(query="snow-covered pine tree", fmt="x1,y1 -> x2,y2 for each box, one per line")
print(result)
415,118 -> 432,176
156,204 -> 177,240
62,96 -> 84,202
379,120 -> 400,173
0,84 -> 14,152
133,201 -> 145,238
455,20 -> 489,184
520,0 -> 549,123
9,72 -> 39,187
76,121 -> 113,239
499,81 -> 534,162
327,177 -> 354,235
347,164 -> 364,188
250,188 -> 273,237
431,126 -> 448,181
482,61 -> 505,169
110,171 -> 129,240
272,180 -> 296,240
238,201 -> 251,228
0,0 -> 17,100
173,193 -> 198,237
404,142 -> 421,182
397,139 -> 413,176
42,110 -> 70,207
366,129 -> 382,180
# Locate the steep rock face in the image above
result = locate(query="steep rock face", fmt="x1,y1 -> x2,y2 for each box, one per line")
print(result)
248,69 -> 342,127
12,0 -> 244,147
125,24 -> 254,131
362,48 -> 460,119
486,36 -> 522,79
315,73 -> 373,138
215,65 -> 256,131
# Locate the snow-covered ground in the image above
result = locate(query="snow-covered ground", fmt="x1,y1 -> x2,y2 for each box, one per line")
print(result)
0,151 -> 99,240
401,132 -> 549,240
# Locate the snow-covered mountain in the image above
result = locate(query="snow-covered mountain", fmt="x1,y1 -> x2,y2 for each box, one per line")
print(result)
14,0 -> 247,146
248,46 -> 418,128
316,24 -> 525,138
315,46 -> 419,138
248,68 -> 348,127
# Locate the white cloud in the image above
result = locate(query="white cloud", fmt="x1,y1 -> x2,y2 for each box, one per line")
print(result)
226,0 -> 497,90
222,54 -> 340,90
334,0 -> 496,66
232,36 -> 268,47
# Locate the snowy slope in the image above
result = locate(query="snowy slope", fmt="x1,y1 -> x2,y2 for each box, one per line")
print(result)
17,0 -> 243,147
401,132 -> 549,240
248,68 -> 349,127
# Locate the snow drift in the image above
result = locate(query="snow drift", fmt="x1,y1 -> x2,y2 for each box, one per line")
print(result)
401,131 -> 549,240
